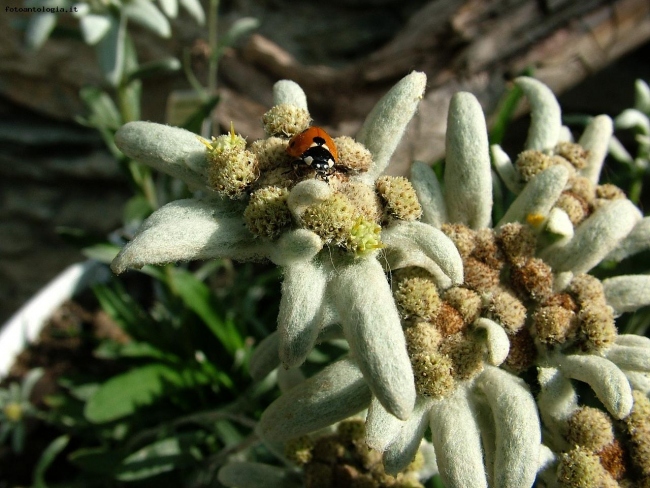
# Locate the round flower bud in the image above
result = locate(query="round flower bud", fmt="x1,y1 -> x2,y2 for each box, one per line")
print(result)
249,137 -> 293,172
254,166 -> 296,190
346,217 -> 383,256
510,257 -> 554,302
334,181 -> 382,224
556,192 -> 589,225
285,435 -> 314,465
516,149 -> 552,182
411,352 -> 455,398
440,332 -> 484,380
207,147 -> 259,197
244,186 -> 293,239
334,136 -> 372,173
496,222 -> 537,263
596,184 -> 626,201
569,274 -> 606,306
262,104 -> 311,137
579,303 -> 616,351
625,391 -> 650,477
442,223 -> 476,259
486,287 -> 527,333
504,328 -> 537,372
567,407 -> 615,451
463,257 -> 500,293
557,447 -> 619,488
568,176 -> 595,205
300,193 -> 358,246
554,142 -> 589,169
533,305 -> 577,344
404,320 -> 443,355
444,286 -> 482,325
432,302 -> 466,336
376,176 -> 422,222
394,276 -> 441,321
472,229 -> 505,270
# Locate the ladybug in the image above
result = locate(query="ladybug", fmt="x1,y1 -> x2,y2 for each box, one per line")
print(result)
287,126 -> 338,179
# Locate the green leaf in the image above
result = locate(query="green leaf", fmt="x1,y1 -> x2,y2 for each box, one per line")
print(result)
84,363 -> 186,423
32,435 -> 70,488
115,433 -> 200,481
123,0 -> 171,38
69,446 -> 124,475
489,83 -> 523,146
179,0 -> 204,24
82,243 -> 120,264
79,86 -> 122,130
25,13 -> 57,50
181,95 -> 220,134
96,14 -> 126,86
168,268 -> 244,354
218,17 -> 259,50
92,282 -> 154,339
126,57 -> 181,84
123,194 -> 154,228
80,14 -> 112,45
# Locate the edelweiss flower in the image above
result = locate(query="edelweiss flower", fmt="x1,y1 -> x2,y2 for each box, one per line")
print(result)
218,416 -> 438,488
111,72 -> 466,422
253,77 -> 650,488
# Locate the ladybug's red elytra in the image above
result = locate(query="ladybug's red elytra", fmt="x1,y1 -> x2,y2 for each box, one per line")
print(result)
286,126 -> 338,178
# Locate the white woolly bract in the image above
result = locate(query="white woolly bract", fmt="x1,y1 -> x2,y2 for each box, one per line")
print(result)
624,371 -> 650,395
616,334 -> 650,348
474,318 -> 510,366
267,229 -> 323,266
615,108 -> 650,133
259,357 -> 371,442
537,366 -> 578,451
558,125 -> 573,142
277,367 -> 305,392
287,179 -> 331,219
603,275 -> 650,314
497,165 -> 568,227
555,354 -> 633,419
514,77 -> 562,152
356,71 -> 427,184
382,221 -> 464,286
444,92 -> 492,230
606,217 -> 650,262
278,260 -> 327,368
546,207 -> 574,239
249,332 -> 281,381
331,258 -> 415,420
490,144 -> 522,194
115,121 -> 210,191
218,461 -> 300,488
272,80 -> 308,110
578,115 -> 613,184
475,366 -> 540,488
410,161 -> 448,227
365,396 -> 402,451
383,247 -> 453,290
635,79 -> 650,112
604,343 -> 650,372
383,398 -> 433,474
541,199 -> 641,274
429,389 -> 488,488
111,199 -> 261,274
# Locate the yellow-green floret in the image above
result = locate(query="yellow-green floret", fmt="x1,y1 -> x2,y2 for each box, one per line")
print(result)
244,186 -> 293,239
300,193 -> 358,246
376,176 -> 422,222
262,104 -> 311,137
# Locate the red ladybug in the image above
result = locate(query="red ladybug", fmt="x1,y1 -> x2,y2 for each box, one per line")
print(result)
286,126 -> 338,178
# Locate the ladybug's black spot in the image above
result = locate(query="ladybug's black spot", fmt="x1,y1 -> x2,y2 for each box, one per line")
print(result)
312,136 -> 326,146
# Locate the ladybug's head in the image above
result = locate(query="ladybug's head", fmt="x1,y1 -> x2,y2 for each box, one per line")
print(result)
300,145 -> 335,172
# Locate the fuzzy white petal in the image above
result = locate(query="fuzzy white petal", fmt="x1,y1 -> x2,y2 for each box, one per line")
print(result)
541,199 -> 641,274
259,357 -> 371,442
357,71 -> 427,184
111,199 -> 260,273
218,462 -> 300,488
615,108 -> 650,133
497,165 -> 568,227
475,366 -> 540,488
287,180 -> 331,219
115,121 -> 210,190
606,217 -> 650,262
278,260 -> 327,368
382,221 -> 464,286
624,370 -> 650,395
365,396 -> 403,451
272,80 -> 308,110
556,354 -> 633,419
383,398 -> 433,474
578,115 -> 613,184
277,367 -> 305,392
604,344 -> 650,372
558,125 -> 573,142
537,366 -> 578,450
410,161 -> 448,227
267,229 -> 323,266
331,258 -> 415,420
429,388 -> 488,488
514,77 -> 561,151
444,92 -> 492,229
491,144 -> 522,194
602,275 -> 650,314
474,318 -> 510,366
546,207 -> 574,238
616,334 -> 650,348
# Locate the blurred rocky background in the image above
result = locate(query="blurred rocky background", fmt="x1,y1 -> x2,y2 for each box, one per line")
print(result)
1,0 -> 650,322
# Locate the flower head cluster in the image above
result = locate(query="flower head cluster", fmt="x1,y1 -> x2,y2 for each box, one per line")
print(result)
248,77 -> 650,488
111,72 -> 470,427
